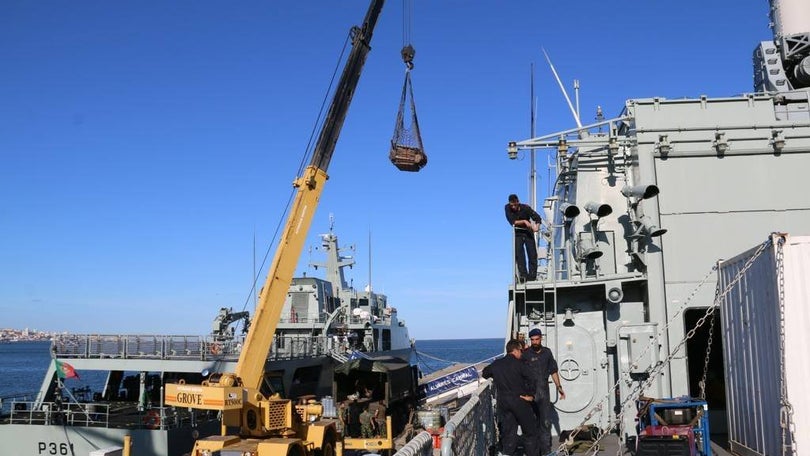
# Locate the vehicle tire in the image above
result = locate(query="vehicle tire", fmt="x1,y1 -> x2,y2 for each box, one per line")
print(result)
314,431 -> 337,456
287,443 -> 305,456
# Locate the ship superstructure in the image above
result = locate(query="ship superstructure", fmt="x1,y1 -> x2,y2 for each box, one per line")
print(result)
503,0 -> 810,445
0,227 -> 413,456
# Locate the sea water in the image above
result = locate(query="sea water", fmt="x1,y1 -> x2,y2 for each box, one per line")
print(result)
0,341 -> 52,399
414,338 -> 503,374
0,338 -> 505,399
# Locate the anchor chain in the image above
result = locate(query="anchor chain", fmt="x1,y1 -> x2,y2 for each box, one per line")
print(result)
776,236 -> 797,456
698,281 -> 720,400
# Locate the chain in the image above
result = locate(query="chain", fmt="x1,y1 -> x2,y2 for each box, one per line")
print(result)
554,264 -> 720,455
558,237 -> 774,456
698,281 -> 720,400
776,236 -> 797,456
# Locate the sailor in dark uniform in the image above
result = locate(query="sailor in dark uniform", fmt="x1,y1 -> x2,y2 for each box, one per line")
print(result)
522,327 -> 565,454
482,339 -> 540,456
504,194 -> 544,282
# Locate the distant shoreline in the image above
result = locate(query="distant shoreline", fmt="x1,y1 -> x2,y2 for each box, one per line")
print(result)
0,338 -> 52,343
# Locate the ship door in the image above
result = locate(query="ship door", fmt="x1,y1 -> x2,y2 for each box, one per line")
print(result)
617,324 -> 662,434
684,308 -> 725,432
552,324 -> 599,416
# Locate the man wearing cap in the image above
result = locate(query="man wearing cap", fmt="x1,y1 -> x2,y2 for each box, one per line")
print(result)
482,339 -> 540,456
522,327 -> 565,454
504,194 -> 544,283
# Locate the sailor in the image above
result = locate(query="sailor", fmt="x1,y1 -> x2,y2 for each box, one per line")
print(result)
368,400 -> 387,437
358,402 -> 374,438
482,339 -> 540,456
504,194 -> 543,282
521,327 -> 565,454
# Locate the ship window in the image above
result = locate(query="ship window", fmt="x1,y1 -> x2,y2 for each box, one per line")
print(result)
358,298 -> 369,307
289,365 -> 323,399
382,329 -> 391,351
328,296 -> 340,313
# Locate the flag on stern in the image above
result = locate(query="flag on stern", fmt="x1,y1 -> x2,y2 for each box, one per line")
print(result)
54,360 -> 79,379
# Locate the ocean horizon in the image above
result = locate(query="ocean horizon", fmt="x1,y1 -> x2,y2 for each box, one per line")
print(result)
0,338 -> 504,400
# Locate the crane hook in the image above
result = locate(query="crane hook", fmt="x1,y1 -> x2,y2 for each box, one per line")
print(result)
401,44 -> 415,70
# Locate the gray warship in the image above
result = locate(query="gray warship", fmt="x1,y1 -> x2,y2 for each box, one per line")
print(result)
395,0 -> 810,454
0,225 -> 413,456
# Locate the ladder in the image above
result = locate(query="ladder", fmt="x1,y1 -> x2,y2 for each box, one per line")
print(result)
510,229 -> 559,337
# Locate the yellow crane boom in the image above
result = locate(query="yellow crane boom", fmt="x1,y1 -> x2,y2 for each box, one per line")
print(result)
163,2 -> 387,455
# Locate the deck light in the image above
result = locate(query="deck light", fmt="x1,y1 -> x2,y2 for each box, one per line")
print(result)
713,132 -> 728,154
507,141 -> 518,159
608,136 -> 619,154
605,282 -> 624,304
771,130 -> 785,152
557,137 -> 569,156
657,134 -> 671,155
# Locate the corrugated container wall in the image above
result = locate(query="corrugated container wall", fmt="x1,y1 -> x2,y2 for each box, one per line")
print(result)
719,234 -> 810,456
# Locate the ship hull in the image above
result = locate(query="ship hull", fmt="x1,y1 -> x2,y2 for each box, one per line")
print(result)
0,422 -> 218,456
0,349 -> 414,456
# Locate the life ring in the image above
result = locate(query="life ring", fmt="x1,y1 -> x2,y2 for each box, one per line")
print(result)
210,343 -> 222,355
143,410 -> 161,429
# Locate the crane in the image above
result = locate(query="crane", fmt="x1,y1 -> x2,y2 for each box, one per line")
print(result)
164,2 -> 386,455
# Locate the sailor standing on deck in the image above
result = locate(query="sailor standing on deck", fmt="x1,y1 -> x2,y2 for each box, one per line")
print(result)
482,339 -> 540,456
522,327 -> 565,454
504,194 -> 543,282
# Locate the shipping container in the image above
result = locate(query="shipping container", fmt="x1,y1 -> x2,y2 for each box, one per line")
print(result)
719,233 -> 810,456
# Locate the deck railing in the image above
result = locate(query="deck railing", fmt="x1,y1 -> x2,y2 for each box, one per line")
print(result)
0,392 -> 40,417
394,381 -> 495,456
7,402 -> 215,430
51,334 -> 354,362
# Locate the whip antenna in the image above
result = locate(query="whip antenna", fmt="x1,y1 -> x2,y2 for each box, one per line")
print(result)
542,48 -> 582,129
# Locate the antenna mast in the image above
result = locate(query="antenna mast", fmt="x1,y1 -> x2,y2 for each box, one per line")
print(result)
542,48 -> 582,129
530,63 -> 537,210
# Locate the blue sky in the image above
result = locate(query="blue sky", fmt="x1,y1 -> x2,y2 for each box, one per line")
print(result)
1,1 -> 771,339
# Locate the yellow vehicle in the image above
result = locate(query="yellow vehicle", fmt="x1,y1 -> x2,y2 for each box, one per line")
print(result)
163,1 -> 388,455
333,358 -> 420,454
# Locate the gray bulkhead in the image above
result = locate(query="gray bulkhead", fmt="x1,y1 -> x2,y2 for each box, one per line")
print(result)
510,91 -> 810,437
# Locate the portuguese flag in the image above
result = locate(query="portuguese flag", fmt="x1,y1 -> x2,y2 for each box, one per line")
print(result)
54,360 -> 79,380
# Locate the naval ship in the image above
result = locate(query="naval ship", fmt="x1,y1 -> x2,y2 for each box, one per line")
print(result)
395,0 -> 810,455
0,225 -> 413,456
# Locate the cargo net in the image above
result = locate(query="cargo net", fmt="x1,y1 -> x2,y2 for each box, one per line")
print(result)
390,70 -> 427,172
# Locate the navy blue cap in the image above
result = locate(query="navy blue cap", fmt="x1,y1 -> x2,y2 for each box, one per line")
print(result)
528,328 -> 542,337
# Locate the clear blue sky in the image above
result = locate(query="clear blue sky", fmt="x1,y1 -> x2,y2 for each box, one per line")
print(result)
1,1 -> 770,339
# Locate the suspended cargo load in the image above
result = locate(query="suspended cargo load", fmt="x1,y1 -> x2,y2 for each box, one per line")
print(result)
390,70 -> 427,172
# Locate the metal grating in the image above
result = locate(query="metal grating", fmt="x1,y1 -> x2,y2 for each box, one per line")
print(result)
264,400 -> 291,430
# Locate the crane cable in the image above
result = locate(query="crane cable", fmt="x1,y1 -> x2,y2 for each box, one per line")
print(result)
298,30 -> 354,177
401,0 -> 415,69
239,28 -> 355,324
